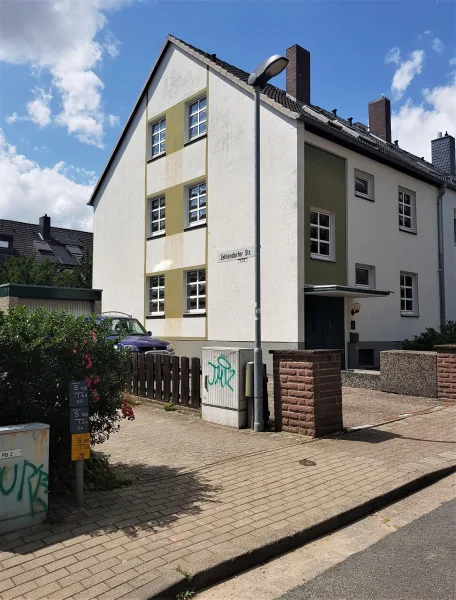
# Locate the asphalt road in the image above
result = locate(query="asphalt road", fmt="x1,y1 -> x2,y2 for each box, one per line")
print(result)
279,499 -> 456,600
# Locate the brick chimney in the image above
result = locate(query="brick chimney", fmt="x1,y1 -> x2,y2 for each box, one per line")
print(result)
286,44 -> 310,105
368,96 -> 391,143
431,132 -> 455,176
39,214 -> 51,240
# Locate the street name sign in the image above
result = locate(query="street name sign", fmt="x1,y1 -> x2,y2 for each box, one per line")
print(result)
217,246 -> 255,263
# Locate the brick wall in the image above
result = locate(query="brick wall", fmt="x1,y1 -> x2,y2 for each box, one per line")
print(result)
273,350 -> 343,437
435,345 -> 456,400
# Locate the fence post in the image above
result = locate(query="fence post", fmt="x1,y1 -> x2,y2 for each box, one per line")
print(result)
132,354 -> 139,396
154,355 -> 162,400
171,356 -> 180,405
191,357 -> 201,408
181,357 -> 190,405
146,353 -> 155,399
163,355 -> 171,402
139,353 -> 146,397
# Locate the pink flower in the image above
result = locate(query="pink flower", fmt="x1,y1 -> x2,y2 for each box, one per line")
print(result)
86,378 -> 92,388
90,332 -> 97,340
83,339 -> 87,344
73,349 -> 77,355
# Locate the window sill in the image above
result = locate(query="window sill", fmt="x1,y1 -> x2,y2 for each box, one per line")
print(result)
183,312 -> 206,318
184,133 -> 207,148
401,313 -> 419,318
146,314 -> 165,319
355,192 -> 374,202
399,227 -> 417,235
184,223 -> 207,232
355,285 -> 373,290
147,152 -> 166,164
147,233 -> 166,241
310,254 -> 336,263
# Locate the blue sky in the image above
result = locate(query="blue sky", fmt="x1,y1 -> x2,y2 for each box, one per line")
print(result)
1,0 -> 455,230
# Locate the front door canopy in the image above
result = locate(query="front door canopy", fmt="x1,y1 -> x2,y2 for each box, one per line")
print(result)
304,285 -> 391,299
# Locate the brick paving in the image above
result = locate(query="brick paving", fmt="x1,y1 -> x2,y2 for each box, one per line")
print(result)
1,405 -> 455,600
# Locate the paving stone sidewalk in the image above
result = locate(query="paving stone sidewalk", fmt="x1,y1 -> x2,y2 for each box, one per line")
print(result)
1,406 -> 455,600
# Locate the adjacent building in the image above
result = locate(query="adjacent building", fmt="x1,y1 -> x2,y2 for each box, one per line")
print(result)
89,35 -> 456,370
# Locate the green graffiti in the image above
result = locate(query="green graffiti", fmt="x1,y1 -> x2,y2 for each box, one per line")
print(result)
207,355 -> 236,392
0,460 -> 48,516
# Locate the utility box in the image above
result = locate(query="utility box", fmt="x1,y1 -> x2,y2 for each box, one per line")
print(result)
202,347 -> 253,428
0,423 -> 50,534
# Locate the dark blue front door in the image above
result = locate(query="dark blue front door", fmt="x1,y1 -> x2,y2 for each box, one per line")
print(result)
305,295 -> 345,351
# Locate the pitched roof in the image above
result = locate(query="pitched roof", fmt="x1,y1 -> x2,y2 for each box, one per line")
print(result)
0,219 -> 93,266
89,34 -> 456,205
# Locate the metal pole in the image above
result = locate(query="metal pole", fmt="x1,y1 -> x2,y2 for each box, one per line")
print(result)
437,184 -> 447,327
75,459 -> 84,508
253,85 -> 264,433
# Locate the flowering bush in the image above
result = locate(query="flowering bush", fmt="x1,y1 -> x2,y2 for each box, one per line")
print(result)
0,307 -> 129,488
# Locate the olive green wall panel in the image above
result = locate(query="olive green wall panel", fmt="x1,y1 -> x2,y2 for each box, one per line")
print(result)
304,143 -> 347,285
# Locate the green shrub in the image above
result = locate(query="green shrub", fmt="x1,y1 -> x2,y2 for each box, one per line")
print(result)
0,307 -> 129,490
402,320 -> 456,351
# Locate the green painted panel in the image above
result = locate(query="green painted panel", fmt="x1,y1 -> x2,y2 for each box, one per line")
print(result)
304,143 -> 346,285
166,103 -> 185,155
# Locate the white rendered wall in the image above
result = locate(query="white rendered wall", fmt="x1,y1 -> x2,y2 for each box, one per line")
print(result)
145,316 -> 205,339
147,46 -> 207,118
146,228 -> 206,273
207,72 -> 299,343
146,141 -> 206,196
303,132 -> 440,342
443,187 -> 456,321
92,97 -> 146,319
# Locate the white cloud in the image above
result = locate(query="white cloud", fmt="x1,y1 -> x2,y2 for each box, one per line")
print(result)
391,80 -> 456,161
432,37 -> 444,54
0,0 -> 133,147
6,113 -> 20,124
107,114 -> 120,127
391,50 -> 425,100
26,88 -> 52,127
450,57 -> 456,66
385,47 -> 401,65
0,129 -> 93,231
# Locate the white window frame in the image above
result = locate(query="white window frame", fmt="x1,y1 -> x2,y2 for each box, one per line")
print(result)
354,169 -> 374,201
187,96 -> 207,141
0,240 -> 10,249
355,264 -> 376,289
398,187 -> 417,233
148,275 -> 165,316
149,196 -> 165,237
184,269 -> 206,315
185,182 -> 206,228
310,208 -> 335,261
400,272 -> 418,317
150,117 -> 166,158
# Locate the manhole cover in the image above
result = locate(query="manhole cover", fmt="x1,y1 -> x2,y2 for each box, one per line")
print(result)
299,459 -> 316,466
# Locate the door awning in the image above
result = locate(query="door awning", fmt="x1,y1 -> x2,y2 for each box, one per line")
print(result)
304,285 -> 391,298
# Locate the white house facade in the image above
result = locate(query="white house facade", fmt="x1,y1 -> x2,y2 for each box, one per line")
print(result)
90,35 -> 456,371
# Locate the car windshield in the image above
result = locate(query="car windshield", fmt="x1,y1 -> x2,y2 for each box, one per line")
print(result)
108,318 -> 148,336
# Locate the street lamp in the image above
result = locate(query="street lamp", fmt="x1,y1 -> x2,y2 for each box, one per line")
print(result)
248,54 -> 288,432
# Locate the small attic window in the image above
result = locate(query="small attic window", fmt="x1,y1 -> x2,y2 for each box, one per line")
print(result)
0,236 -> 13,253
66,245 -> 83,256
0,240 -> 10,249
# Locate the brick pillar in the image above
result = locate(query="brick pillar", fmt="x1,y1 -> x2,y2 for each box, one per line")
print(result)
272,350 -> 343,437
435,345 -> 456,400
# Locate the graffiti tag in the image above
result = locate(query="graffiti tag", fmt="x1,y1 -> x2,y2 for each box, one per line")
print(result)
0,460 -> 48,516
207,355 -> 236,392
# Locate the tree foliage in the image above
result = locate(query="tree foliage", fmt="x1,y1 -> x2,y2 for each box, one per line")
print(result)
402,320 -> 456,351
0,251 -> 93,288
0,307 -> 129,490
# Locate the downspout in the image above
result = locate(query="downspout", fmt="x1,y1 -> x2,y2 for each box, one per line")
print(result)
437,183 -> 447,327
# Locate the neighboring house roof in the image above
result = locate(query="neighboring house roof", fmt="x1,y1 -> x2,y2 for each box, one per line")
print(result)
89,34 -> 456,206
0,219 -> 93,265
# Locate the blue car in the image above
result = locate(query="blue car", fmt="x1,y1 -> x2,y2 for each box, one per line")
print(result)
95,312 -> 174,355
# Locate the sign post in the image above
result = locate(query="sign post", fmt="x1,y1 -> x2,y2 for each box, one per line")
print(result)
69,381 -> 90,509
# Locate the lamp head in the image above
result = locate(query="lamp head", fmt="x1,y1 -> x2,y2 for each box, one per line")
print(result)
248,54 -> 289,87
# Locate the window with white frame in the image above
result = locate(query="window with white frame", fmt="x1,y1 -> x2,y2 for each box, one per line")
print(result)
151,118 -> 166,157
355,264 -> 375,288
187,182 -> 206,226
188,96 -> 206,140
150,196 -> 165,236
398,187 -> 416,232
149,275 -> 165,315
185,269 -> 206,313
354,170 -> 374,200
310,209 -> 334,259
400,272 -> 418,316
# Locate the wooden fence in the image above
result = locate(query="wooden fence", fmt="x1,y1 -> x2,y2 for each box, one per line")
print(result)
128,353 -> 201,409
